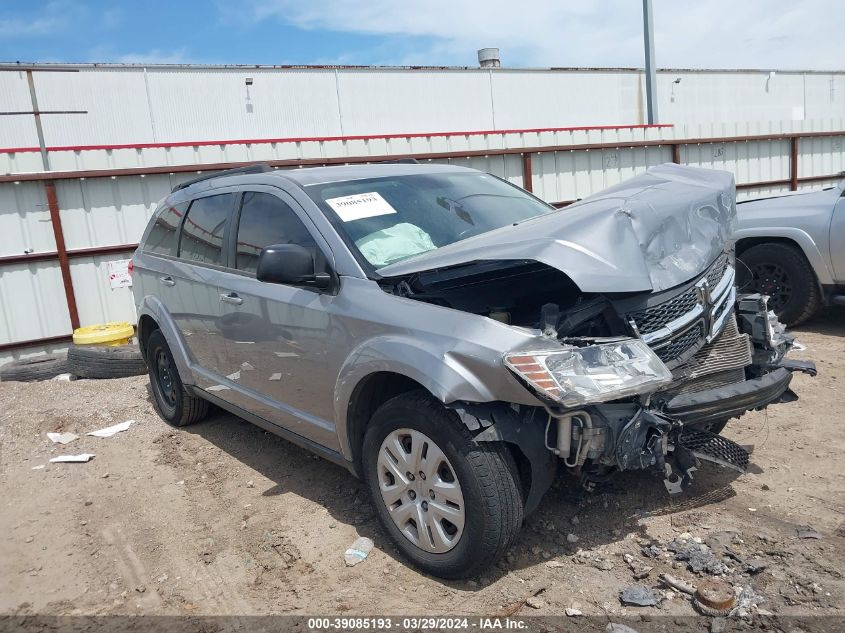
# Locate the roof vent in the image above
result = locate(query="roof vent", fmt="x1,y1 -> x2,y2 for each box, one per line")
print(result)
477,48 -> 500,68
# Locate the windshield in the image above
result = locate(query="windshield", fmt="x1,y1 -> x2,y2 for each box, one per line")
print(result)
305,172 -> 554,269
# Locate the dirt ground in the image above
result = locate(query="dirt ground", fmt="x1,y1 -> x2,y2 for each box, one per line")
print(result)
1,308 -> 843,624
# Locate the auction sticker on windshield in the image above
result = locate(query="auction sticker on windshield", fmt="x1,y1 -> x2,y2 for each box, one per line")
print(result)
326,191 -> 397,222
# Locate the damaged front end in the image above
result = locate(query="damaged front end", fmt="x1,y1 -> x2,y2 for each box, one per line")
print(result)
499,255 -> 816,498
377,164 -> 817,505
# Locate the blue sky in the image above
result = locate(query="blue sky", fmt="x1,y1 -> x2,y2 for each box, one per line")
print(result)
1,0 -> 843,69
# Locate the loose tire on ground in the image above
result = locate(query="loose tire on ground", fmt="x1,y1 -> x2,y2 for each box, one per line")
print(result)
737,242 -> 822,326
0,355 -> 69,382
146,330 -> 209,427
362,390 -> 523,579
67,344 -> 147,379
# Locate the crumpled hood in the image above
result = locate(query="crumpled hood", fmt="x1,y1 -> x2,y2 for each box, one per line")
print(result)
376,163 -> 736,293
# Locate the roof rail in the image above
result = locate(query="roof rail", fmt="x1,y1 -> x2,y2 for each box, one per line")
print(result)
376,158 -> 421,165
171,163 -> 273,192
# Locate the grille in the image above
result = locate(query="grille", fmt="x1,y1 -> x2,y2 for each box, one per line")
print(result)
678,429 -> 749,472
630,288 -> 698,335
705,253 -> 729,288
629,254 -> 729,336
653,322 -> 705,363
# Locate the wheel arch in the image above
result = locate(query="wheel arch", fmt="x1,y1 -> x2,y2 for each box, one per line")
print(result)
344,371 -> 428,477
733,229 -> 833,286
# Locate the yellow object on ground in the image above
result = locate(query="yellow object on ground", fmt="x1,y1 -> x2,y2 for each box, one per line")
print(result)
72,322 -> 135,346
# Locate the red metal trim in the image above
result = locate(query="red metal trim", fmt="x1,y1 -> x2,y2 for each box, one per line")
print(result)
521,153 -> 533,193
0,243 -> 138,266
0,124 -> 673,155
68,243 -> 138,258
0,334 -> 73,353
790,136 -> 799,191
44,181 -> 80,331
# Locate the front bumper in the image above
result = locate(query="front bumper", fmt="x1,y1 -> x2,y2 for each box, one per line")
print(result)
663,366 -> 793,424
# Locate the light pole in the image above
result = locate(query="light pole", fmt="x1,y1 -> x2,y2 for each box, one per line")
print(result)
642,0 -> 658,124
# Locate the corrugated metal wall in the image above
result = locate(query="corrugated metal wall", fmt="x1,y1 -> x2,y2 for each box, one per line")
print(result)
1,64 -> 844,364
2,65 -> 845,153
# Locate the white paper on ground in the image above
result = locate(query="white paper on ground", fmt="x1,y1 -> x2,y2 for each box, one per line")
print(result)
226,370 -> 241,381
50,453 -> 95,463
47,432 -> 79,445
207,384 -> 230,392
86,420 -> 134,438
269,372 -> 282,381
326,191 -> 397,222
32,464 -> 45,470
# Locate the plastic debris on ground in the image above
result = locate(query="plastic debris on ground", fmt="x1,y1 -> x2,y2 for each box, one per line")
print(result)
31,465 -> 45,470
49,453 -> 95,463
606,623 -> 640,633
797,526 -> 823,539
269,373 -> 282,381
619,584 -> 659,607
47,432 -> 79,445
52,373 -> 77,382
667,537 -> 729,575
86,420 -> 134,438
344,536 -> 374,566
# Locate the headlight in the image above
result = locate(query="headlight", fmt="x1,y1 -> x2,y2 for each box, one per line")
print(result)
504,339 -> 672,407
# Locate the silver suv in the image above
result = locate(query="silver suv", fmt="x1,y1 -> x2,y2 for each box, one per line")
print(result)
133,162 -> 813,579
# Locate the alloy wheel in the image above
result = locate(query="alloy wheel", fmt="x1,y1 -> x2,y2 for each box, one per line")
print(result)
749,262 -> 792,313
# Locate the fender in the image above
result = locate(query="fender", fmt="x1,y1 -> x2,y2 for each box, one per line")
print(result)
734,226 -> 834,286
333,334 -> 540,461
136,295 -> 196,384
451,402 -> 556,515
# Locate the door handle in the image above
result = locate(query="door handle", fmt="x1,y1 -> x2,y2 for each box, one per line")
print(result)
159,276 -> 176,287
220,292 -> 243,305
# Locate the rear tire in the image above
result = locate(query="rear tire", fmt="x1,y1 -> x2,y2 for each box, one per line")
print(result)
737,243 -> 821,326
362,390 -> 523,579
146,330 -> 208,427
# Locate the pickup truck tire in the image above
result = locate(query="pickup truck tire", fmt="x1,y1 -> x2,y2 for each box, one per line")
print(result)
146,330 -> 209,427
362,390 -> 523,579
0,354 -> 69,382
737,242 -> 821,326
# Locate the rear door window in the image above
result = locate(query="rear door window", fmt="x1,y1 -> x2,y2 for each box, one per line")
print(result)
178,193 -> 235,266
235,191 -> 317,274
144,201 -> 187,256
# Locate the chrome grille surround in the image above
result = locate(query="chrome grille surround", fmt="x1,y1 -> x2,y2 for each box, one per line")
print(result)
628,256 -> 736,368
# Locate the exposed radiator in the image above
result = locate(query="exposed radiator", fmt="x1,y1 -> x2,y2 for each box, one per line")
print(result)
664,315 -> 752,395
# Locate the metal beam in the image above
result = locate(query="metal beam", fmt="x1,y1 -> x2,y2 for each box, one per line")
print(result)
25,70 -> 51,171
642,0 -> 659,124
43,181 -> 80,331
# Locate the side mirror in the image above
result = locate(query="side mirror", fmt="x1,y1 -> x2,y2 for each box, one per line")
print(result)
256,244 -> 332,289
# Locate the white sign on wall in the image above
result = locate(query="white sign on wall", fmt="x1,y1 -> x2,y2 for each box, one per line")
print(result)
108,259 -> 132,289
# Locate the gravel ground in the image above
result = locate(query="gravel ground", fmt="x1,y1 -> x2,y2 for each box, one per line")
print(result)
1,308 -> 843,627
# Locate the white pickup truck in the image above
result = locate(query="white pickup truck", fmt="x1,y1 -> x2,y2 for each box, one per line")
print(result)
735,179 -> 845,325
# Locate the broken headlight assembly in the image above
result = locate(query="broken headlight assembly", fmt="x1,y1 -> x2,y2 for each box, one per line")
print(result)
504,339 -> 672,408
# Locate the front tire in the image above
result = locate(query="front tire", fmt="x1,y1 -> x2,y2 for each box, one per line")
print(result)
146,330 -> 208,427
362,391 -> 523,579
737,242 -> 821,326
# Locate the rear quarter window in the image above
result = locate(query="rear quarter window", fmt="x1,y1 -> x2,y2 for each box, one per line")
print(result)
178,193 -> 235,266
143,202 -> 188,256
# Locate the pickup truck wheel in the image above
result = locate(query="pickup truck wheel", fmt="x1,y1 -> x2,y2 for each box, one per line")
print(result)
737,243 -> 821,326
146,330 -> 209,427
362,390 -> 523,579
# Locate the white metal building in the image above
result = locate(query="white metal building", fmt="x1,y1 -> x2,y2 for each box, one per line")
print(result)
1,63 -> 843,363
